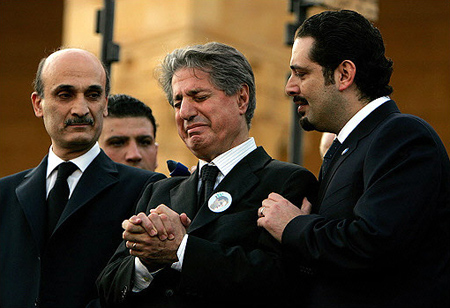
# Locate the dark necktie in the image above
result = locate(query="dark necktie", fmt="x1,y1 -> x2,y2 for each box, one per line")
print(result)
198,165 -> 219,208
321,138 -> 341,180
47,162 -> 78,236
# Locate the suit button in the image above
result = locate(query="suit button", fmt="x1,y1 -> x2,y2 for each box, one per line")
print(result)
165,289 -> 174,297
34,298 -> 40,307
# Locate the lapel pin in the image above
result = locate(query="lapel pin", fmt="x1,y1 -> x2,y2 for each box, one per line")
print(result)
208,191 -> 232,213
341,148 -> 349,155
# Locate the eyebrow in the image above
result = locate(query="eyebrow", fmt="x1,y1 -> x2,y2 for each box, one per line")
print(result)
290,65 -> 308,71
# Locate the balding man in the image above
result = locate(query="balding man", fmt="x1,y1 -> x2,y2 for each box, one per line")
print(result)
0,48 -> 165,308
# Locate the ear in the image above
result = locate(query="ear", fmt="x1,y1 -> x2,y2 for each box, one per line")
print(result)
237,84 -> 250,115
31,92 -> 44,118
336,60 -> 356,91
103,96 -> 109,117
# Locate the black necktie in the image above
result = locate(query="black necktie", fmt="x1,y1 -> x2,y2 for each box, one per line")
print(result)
321,138 -> 341,180
47,162 -> 78,236
199,165 -> 219,208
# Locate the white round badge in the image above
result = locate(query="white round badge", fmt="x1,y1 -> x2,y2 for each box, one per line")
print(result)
208,191 -> 232,213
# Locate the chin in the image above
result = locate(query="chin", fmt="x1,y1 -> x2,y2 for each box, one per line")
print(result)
299,117 -> 316,132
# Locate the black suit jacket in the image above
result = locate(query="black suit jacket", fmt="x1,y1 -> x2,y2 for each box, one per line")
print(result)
283,100 -> 450,307
0,151 -> 165,308
97,147 -> 318,308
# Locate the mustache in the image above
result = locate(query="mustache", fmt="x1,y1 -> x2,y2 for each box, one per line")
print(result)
293,96 -> 308,104
64,117 -> 94,126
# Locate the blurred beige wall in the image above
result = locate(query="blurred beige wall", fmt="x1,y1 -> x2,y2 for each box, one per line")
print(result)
63,0 -> 296,176
1,0 -> 449,178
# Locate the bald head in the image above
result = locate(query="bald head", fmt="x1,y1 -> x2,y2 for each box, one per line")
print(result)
31,48 -> 110,159
33,48 -> 110,98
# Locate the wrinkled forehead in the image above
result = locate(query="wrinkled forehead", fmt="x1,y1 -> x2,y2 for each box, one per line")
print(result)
42,49 -> 106,91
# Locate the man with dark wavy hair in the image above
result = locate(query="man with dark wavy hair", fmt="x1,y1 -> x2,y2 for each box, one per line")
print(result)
258,10 -> 450,307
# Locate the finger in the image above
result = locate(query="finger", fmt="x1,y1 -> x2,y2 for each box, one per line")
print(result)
122,219 -> 129,230
129,214 -> 143,224
300,197 -> 312,215
153,204 -> 177,216
159,214 -> 175,240
137,214 -> 158,237
180,213 -> 191,228
267,192 -> 283,201
126,240 -> 139,250
148,212 -> 168,240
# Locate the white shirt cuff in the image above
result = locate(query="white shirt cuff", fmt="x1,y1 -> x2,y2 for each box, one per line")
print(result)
171,234 -> 188,271
132,257 -> 156,293
132,234 -> 188,292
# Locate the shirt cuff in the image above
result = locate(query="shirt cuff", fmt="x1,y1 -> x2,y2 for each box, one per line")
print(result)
171,234 -> 188,272
132,257 -> 157,293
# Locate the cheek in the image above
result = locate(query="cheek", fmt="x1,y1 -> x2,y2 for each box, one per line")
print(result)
175,116 -> 186,137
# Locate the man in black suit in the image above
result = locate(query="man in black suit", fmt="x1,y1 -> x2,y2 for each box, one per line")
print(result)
97,42 -> 318,307
0,48 -> 165,308
258,10 -> 450,307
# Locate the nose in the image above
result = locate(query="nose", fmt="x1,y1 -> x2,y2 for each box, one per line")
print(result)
71,95 -> 90,117
178,98 -> 197,121
125,141 -> 142,163
285,74 -> 299,97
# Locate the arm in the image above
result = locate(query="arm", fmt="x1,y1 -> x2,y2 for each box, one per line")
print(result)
177,168 -> 318,304
265,117 -> 445,273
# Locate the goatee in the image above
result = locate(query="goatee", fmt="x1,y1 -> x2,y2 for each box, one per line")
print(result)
299,116 -> 315,131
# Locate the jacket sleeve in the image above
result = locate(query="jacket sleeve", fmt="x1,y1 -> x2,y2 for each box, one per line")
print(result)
96,183 -> 156,307
282,116 -> 448,274
177,168 -> 318,305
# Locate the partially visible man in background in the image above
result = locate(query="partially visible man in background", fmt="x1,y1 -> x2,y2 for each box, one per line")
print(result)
99,94 -> 159,171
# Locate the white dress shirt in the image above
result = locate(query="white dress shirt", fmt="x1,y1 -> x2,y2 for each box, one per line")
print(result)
337,96 -> 390,143
46,143 -> 101,198
133,137 -> 257,292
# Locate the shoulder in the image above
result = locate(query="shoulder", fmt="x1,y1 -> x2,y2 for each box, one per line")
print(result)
264,158 -> 316,179
0,168 -> 34,186
375,113 -> 445,150
113,163 -> 166,183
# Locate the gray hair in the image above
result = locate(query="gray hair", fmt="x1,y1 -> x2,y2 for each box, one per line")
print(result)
157,42 -> 256,128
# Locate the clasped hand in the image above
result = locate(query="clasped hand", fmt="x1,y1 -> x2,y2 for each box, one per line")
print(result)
121,205 -> 191,271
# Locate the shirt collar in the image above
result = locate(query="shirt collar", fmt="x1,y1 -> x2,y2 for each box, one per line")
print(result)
46,142 -> 101,178
198,137 -> 257,178
337,96 -> 390,143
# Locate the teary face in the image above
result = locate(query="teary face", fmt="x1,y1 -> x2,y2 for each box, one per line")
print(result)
171,67 -> 249,162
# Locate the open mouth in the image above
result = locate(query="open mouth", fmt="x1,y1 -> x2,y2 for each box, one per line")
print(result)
293,96 -> 308,114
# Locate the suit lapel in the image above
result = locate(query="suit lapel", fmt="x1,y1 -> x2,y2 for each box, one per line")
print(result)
54,151 -> 119,231
188,147 -> 271,233
318,100 -> 401,203
15,157 -> 48,252
169,169 -> 200,220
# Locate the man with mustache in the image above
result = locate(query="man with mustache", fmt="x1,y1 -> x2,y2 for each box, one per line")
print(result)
97,42 -> 318,308
0,48 -> 165,307
257,10 -> 450,307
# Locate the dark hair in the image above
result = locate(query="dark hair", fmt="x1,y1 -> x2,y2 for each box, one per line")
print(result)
295,10 -> 393,101
106,94 -> 157,138
157,42 -> 256,128
32,50 -> 111,98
